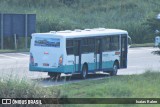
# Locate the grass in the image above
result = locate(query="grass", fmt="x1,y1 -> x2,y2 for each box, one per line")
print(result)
0,48 -> 29,53
52,70 -> 160,107
1,70 -> 160,107
0,49 -> 17,53
0,75 -> 60,107
130,43 -> 154,48
52,71 -> 160,98
0,73 -> 59,98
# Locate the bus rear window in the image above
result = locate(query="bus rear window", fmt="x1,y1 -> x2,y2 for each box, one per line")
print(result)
34,37 -> 60,47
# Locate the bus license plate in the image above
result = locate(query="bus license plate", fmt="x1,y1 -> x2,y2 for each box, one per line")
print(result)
43,63 -> 49,66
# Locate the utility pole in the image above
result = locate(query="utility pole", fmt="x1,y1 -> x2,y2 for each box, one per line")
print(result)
1,14 -> 3,49
25,14 -> 28,49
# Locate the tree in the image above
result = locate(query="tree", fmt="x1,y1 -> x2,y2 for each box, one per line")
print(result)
145,15 -> 160,34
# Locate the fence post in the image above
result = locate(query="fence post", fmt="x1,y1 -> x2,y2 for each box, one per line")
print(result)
1,14 -> 3,49
25,14 -> 28,49
14,34 -> 17,50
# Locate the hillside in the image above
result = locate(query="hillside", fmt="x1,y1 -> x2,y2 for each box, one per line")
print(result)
0,0 -> 160,43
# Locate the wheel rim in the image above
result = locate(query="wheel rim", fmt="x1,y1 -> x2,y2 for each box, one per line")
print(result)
83,68 -> 87,78
113,65 -> 117,74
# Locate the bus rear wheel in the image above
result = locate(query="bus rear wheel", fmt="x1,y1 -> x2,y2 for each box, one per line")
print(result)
48,72 -> 61,79
110,63 -> 118,76
81,65 -> 88,79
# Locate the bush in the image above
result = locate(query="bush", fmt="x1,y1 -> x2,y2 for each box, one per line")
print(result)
0,76 -> 61,107
0,78 -> 58,98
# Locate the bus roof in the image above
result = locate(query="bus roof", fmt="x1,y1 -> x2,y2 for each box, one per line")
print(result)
32,28 -> 128,38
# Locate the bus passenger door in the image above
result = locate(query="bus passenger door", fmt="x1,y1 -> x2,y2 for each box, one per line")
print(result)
95,38 -> 102,70
120,35 -> 128,68
74,40 -> 81,72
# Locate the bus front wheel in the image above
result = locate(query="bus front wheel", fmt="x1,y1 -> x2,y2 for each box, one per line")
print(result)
110,63 -> 118,76
81,64 -> 88,79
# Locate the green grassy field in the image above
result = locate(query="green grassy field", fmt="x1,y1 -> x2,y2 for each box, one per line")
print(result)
130,43 -> 154,48
53,71 -> 160,98
0,48 -> 29,53
1,71 -> 160,107
55,71 -> 160,107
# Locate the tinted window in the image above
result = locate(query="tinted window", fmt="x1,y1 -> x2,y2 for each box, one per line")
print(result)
88,38 -> 95,52
66,40 -> 74,55
103,37 -> 111,51
81,38 -> 94,53
74,40 -> 80,56
111,36 -> 119,51
66,40 -> 73,47
102,35 -> 119,51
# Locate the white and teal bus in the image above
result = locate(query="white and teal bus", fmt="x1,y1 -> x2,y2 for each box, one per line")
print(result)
29,28 -> 129,79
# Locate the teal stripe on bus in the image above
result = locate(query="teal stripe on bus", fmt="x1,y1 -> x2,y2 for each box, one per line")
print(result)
29,61 -> 114,73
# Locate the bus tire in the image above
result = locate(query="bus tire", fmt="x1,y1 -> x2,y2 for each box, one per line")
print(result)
110,62 -> 118,76
48,72 -> 61,79
81,64 -> 88,79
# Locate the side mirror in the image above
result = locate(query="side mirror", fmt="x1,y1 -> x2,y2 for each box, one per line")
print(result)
128,36 -> 132,48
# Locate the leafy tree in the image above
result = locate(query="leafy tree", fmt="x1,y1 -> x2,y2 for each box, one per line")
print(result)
145,15 -> 160,35
59,0 -> 79,6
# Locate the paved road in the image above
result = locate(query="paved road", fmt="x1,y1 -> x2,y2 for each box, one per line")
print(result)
0,52 -> 48,80
0,47 -> 160,86
118,47 -> 160,75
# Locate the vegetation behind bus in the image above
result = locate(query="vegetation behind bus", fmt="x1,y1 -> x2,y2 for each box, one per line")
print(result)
0,0 -> 160,49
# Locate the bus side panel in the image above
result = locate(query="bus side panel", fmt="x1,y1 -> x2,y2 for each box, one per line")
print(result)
81,53 -> 95,72
102,52 -> 114,69
110,51 -> 120,66
65,55 -> 75,73
102,51 -> 120,70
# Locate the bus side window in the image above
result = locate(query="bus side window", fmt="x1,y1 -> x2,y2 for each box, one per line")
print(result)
74,40 -> 79,56
81,38 -> 94,53
66,40 -> 74,55
103,36 -> 111,52
111,36 -> 119,51
81,38 -> 88,53
88,38 -> 95,53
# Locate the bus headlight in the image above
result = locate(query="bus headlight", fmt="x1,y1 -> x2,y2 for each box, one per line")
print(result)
58,55 -> 63,66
